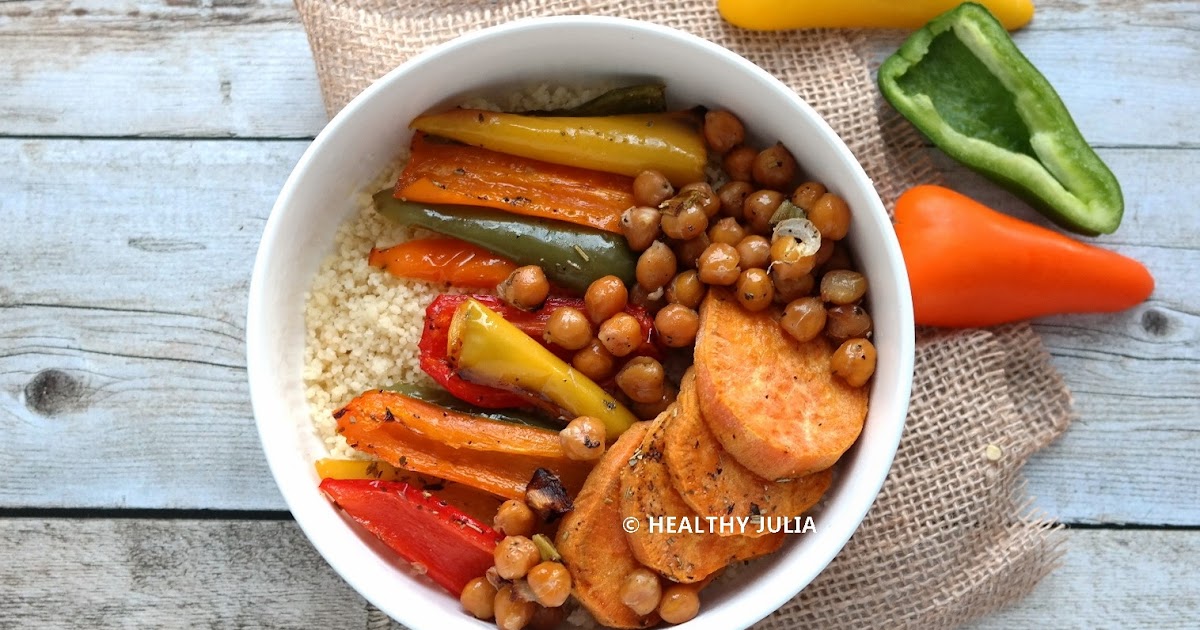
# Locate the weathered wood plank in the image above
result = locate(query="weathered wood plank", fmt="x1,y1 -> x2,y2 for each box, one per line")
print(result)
0,519 -> 1194,628
966,528 -> 1200,629
0,1 -> 1194,144
1,139 -> 1196,524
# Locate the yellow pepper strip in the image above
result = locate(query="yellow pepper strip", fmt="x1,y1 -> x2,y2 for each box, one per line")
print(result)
410,109 -> 708,187
446,298 -> 639,438
718,0 -> 1034,31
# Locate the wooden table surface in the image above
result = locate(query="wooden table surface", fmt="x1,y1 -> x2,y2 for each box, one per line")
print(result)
2,1 -> 1197,627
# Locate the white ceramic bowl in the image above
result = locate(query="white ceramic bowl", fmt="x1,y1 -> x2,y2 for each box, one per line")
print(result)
248,15 -> 914,630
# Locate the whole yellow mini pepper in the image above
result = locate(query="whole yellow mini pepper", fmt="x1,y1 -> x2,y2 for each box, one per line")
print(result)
410,109 -> 708,187
717,0 -> 1034,31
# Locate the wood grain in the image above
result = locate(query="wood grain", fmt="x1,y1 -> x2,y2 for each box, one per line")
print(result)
0,518 -> 1194,628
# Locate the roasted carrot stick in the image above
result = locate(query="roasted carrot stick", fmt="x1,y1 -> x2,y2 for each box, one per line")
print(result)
368,237 -> 517,290
894,185 -> 1154,327
335,389 -> 592,501
394,133 -> 635,233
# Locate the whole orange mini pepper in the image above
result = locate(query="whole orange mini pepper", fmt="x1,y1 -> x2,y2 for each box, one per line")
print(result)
718,0 -> 1034,31
894,185 -> 1153,328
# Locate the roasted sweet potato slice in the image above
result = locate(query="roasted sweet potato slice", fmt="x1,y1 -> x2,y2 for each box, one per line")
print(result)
694,288 -> 868,480
336,390 -> 591,501
619,409 -> 784,583
556,422 -> 659,629
664,370 -> 832,534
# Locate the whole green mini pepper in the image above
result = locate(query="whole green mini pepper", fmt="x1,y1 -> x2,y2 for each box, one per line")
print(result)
879,3 -> 1123,235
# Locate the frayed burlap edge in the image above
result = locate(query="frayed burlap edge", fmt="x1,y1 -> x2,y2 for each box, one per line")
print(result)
293,2 -> 1075,627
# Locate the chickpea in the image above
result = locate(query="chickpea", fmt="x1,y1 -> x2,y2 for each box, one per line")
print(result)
631,382 -> 679,421
621,206 -> 662,252
697,243 -> 741,286
494,584 -> 536,630
616,357 -> 667,404
791,181 -> 827,211
598,312 -> 643,357
655,304 -> 700,348
584,275 -> 628,324
752,143 -> 798,190
572,338 -> 615,381
673,233 -> 711,270
814,238 -> 836,266
822,244 -> 854,272
743,189 -> 784,234
820,270 -> 868,305
461,577 -> 498,620
716,180 -> 754,219
620,568 -> 662,616
772,269 -> 815,303
769,237 -> 816,282
636,241 -> 678,292
559,416 -> 606,461
780,297 -> 827,343
544,307 -> 593,351
633,170 -> 674,207
666,270 -> 706,309
660,202 -> 709,241
493,500 -> 537,538
735,268 -> 774,312
722,145 -> 757,182
809,192 -> 851,240
703,110 -> 745,154
824,304 -> 873,341
658,584 -> 701,624
680,182 -> 721,218
831,337 -> 877,387
708,216 -> 746,246
498,265 -> 549,310
494,536 -> 541,580
735,235 -> 771,270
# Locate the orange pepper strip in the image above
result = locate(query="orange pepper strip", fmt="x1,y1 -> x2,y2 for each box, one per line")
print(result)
368,236 -> 517,290
394,133 -> 634,234
335,389 -> 592,501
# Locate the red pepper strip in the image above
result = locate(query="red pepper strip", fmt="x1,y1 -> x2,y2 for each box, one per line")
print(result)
395,132 -> 635,234
368,237 -> 517,290
419,294 -> 657,409
319,478 -> 501,596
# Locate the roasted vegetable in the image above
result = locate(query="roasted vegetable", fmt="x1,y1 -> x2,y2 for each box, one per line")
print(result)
395,132 -> 635,234
556,422 -> 660,629
374,191 -> 636,293
446,298 -> 640,437
879,3 -> 1122,234
335,389 -> 592,501
619,406 -> 785,583
319,478 -> 501,595
314,457 -> 504,524
525,468 -> 574,522
409,109 -> 707,186
718,0 -> 1033,30
662,370 -> 831,529
523,84 -> 668,117
894,185 -> 1154,327
419,294 -> 656,410
368,236 -> 516,289
694,288 -> 867,480
383,381 -> 558,429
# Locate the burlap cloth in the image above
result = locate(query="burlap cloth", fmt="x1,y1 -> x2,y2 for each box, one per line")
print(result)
294,1 -> 1076,627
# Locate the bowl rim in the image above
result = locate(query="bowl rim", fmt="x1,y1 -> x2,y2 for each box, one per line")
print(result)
248,14 -> 914,630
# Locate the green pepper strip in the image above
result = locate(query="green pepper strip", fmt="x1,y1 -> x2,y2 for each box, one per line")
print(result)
373,191 -> 637,294
383,382 -> 561,431
523,84 -> 668,117
878,3 -> 1123,235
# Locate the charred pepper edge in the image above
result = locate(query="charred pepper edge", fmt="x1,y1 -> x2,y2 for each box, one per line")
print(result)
878,2 -> 1123,235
